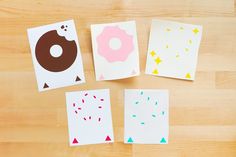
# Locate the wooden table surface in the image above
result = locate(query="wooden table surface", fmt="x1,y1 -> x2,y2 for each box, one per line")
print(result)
1,0 -> 236,156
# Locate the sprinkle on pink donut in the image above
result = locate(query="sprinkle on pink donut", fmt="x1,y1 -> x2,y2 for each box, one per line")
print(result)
96,26 -> 134,62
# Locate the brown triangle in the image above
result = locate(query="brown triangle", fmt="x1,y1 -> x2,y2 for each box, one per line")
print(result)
43,83 -> 49,89
75,76 -> 81,82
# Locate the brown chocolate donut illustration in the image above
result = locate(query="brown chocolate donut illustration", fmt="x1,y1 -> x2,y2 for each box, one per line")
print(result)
35,30 -> 77,72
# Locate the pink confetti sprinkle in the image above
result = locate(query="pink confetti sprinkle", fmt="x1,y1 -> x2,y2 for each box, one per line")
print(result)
98,106 -> 102,109
73,103 -> 75,107
93,95 -> 96,99
89,116 -> 91,120
100,99 -> 104,101
85,93 -> 88,96
78,107 -> 81,110
83,117 -> 86,120
82,99 -> 84,103
98,118 -> 101,122
75,111 -> 78,114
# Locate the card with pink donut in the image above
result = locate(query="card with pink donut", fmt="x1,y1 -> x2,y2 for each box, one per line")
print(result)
65,89 -> 114,146
27,20 -> 85,92
91,21 -> 140,81
124,89 -> 169,144
145,19 -> 202,80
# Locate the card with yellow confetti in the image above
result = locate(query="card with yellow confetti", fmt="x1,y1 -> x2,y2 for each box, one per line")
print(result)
145,19 -> 202,80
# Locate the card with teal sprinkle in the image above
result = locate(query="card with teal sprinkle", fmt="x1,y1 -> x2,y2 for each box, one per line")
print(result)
124,89 -> 169,144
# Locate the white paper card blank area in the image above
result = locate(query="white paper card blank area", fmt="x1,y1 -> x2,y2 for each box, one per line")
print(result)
145,19 -> 202,80
66,89 -> 114,146
124,89 -> 169,144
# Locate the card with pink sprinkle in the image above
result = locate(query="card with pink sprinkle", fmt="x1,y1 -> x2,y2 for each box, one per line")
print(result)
65,89 -> 114,146
91,21 -> 140,81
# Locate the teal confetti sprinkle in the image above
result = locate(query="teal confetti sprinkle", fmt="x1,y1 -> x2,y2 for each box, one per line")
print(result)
132,115 -> 137,118
152,114 -> 156,117
140,122 -> 145,125
135,101 -> 139,104
162,111 -> 165,115
140,91 -> 143,95
155,101 -> 158,105
147,97 -> 150,101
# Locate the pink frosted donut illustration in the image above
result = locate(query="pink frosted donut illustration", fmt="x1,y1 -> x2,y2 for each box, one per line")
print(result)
96,26 -> 134,62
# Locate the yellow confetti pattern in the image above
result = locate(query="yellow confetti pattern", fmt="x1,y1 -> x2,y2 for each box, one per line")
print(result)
166,28 -> 171,32
148,24 -> 200,79
150,50 -> 156,57
176,54 -> 180,58
155,57 -> 162,65
192,28 -> 199,34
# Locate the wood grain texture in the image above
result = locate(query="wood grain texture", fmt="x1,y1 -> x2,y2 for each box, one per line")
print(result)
0,0 -> 236,156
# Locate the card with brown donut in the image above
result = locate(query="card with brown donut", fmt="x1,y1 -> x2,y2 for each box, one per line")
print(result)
27,20 -> 85,91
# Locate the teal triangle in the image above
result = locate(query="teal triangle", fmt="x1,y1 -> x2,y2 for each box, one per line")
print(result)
160,137 -> 166,143
127,137 -> 133,143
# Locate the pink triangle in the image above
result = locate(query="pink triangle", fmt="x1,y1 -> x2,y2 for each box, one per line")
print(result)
72,138 -> 78,144
131,70 -> 136,75
105,135 -> 111,141
99,74 -> 104,80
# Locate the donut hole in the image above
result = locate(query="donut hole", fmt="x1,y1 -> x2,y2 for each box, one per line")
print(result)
109,37 -> 122,51
50,45 -> 63,58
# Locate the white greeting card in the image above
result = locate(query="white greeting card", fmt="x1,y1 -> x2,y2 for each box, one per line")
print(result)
124,89 -> 169,144
91,21 -> 140,81
145,19 -> 203,80
27,20 -> 85,91
66,89 -> 114,146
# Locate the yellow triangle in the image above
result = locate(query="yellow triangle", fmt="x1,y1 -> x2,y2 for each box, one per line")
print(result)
185,73 -> 191,79
152,69 -> 158,75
